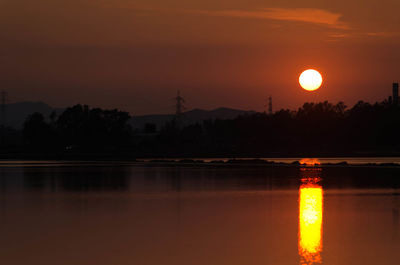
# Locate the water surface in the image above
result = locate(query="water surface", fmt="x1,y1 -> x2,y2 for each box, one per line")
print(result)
0,162 -> 399,265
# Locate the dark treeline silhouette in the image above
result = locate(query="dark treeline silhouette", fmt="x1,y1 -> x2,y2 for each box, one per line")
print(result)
135,99 -> 400,157
2,100 -> 400,157
22,104 -> 132,152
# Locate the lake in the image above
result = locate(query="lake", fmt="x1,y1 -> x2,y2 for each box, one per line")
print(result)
0,161 -> 399,265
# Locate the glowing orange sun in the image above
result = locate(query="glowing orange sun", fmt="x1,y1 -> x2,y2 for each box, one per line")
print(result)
299,69 -> 323,91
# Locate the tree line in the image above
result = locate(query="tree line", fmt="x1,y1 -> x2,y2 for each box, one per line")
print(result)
2,99 -> 400,157
136,100 -> 400,157
22,104 -> 132,151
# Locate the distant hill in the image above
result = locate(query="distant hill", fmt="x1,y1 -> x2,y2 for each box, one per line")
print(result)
3,102 -> 64,129
3,102 -> 255,131
131,107 -> 256,131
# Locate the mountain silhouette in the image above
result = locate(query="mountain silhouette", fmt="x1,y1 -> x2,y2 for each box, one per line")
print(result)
130,107 -> 256,130
3,102 -> 255,131
3,102 -> 64,129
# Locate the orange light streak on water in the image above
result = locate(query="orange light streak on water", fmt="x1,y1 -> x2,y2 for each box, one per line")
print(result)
299,158 -> 321,166
299,182 -> 323,265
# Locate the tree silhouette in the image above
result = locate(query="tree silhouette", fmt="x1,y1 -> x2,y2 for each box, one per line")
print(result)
19,99 -> 400,157
22,105 -> 132,151
56,105 -> 132,149
23,112 -> 56,149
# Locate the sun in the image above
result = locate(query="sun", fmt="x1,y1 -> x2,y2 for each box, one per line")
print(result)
299,69 -> 323,91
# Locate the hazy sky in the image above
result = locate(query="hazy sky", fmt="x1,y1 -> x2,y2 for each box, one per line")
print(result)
1,0 -> 400,114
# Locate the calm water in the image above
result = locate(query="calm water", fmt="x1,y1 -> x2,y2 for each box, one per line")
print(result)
0,161 -> 399,265
143,157 -> 400,164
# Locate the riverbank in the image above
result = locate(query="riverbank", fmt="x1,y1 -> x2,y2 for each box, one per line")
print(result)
1,157 -> 400,168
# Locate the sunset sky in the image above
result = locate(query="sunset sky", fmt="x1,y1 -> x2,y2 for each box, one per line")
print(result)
1,0 -> 400,114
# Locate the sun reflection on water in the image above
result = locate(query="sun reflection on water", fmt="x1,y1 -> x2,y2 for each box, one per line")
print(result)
298,168 -> 323,265
299,158 -> 321,166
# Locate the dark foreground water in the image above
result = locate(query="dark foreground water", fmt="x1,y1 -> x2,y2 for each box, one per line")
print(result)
0,161 -> 399,265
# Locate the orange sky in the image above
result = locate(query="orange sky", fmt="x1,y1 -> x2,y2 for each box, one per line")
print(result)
1,0 -> 400,114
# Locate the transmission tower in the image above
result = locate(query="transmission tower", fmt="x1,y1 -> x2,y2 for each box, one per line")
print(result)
0,91 -> 7,147
264,96 -> 272,115
268,96 -> 273,115
174,90 -> 185,117
0,90 -> 7,127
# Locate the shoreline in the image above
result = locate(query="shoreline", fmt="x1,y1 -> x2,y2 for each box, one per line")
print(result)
0,158 -> 400,168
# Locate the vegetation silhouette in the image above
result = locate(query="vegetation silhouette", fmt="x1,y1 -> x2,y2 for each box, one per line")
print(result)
7,99 -> 400,158
23,104 -> 132,152
138,100 -> 400,157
